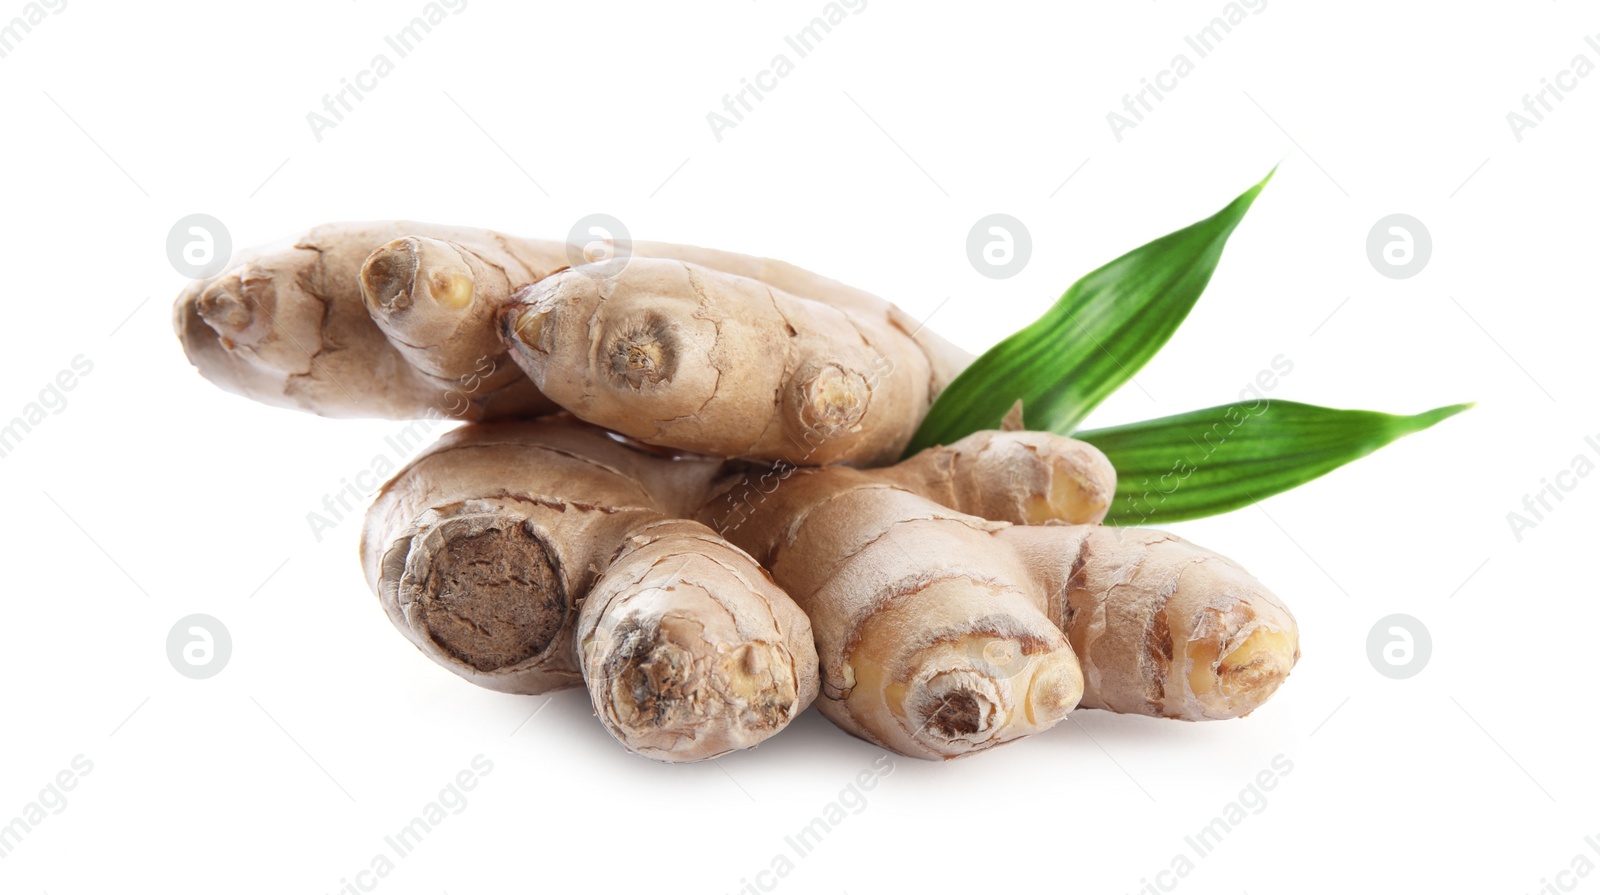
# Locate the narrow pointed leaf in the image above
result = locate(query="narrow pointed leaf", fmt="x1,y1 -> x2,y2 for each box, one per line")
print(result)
906,170 -> 1273,456
1076,401 -> 1471,526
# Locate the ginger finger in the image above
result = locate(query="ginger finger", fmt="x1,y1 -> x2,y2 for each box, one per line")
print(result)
361,417 -> 818,761
1000,525 -> 1299,721
359,236 -> 535,396
889,431 -> 1298,721
701,432 -> 1298,758
855,429 -> 1297,720
175,222 -> 567,420
177,221 -> 973,440
865,427 -> 1119,526
630,239 -> 971,392
703,470 -> 1085,760
577,519 -> 809,761
502,258 -> 970,465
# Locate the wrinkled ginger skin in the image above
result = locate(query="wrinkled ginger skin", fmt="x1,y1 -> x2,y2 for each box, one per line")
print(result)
176,222 -> 974,451
700,432 -> 1120,759
577,519 -> 811,761
628,240 -> 972,392
1009,526 -> 1300,721
175,222 -> 568,420
502,256 -> 972,466
872,428 -> 1118,527
702,428 -> 1116,536
850,431 -> 1298,722
359,235 -> 540,393
702,431 -> 1298,758
361,418 -> 818,762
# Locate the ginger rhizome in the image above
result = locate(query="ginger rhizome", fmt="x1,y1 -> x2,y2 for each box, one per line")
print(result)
701,429 -> 1299,759
361,417 -> 818,762
177,220 -> 1308,764
176,222 -> 971,465
175,222 -> 570,420
1043,527 -> 1299,720
501,255 -> 970,466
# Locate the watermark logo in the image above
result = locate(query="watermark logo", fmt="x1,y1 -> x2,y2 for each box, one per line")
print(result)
1507,436 -> 1599,542
706,349 -> 896,535
726,754 -> 894,894
1506,34 -> 1600,143
1130,753 -> 1294,893
0,354 -> 93,461
305,0 -> 469,143
1366,214 -> 1431,279
0,754 -> 92,859
566,213 -> 633,278
0,0 -> 68,62
167,614 -> 232,680
1366,613 -> 1430,680
1106,0 -> 1267,142
1114,354 -> 1294,524
706,0 -> 868,143
1526,834 -> 1600,895
966,214 -> 1031,280
964,634 -> 1035,680
166,214 -> 231,279
328,754 -> 493,893
306,355 -> 498,542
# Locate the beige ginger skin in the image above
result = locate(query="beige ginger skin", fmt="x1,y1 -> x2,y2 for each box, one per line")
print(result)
1033,526 -> 1300,720
175,222 -> 972,465
360,416 -> 818,762
702,429 -> 1299,759
178,222 -> 1303,762
501,256 -> 971,466
174,222 -> 570,420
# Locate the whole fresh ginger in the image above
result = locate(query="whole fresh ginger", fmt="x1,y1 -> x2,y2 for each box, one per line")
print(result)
179,220 -> 1303,765
700,429 -> 1300,759
361,416 -> 818,762
175,222 -> 971,464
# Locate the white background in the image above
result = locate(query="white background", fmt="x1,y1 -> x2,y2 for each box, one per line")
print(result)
2,1 -> 1595,893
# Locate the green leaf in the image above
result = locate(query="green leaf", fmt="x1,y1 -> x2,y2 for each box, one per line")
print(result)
905,169 -> 1273,456
1076,401 -> 1472,526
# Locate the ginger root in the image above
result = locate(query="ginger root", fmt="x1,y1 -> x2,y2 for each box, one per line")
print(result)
361,417 -> 818,761
1035,527 -> 1300,719
891,430 -> 1299,722
501,254 -> 971,466
176,222 -> 971,467
702,430 -> 1299,758
174,222 -> 569,420
176,220 -> 1305,763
